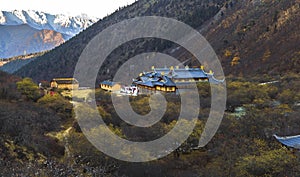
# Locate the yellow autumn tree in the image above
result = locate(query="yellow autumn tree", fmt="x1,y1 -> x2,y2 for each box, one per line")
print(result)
231,56 -> 240,66
262,49 -> 271,62
224,49 -> 232,57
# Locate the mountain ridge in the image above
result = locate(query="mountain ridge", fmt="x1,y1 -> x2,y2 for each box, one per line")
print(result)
15,0 -> 300,82
0,24 -> 64,58
0,10 -> 98,37
0,10 -> 98,58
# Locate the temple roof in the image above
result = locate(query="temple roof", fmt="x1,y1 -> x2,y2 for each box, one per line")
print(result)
274,134 -> 300,149
133,73 -> 176,88
51,78 -> 78,84
100,80 -> 119,87
154,68 -> 208,79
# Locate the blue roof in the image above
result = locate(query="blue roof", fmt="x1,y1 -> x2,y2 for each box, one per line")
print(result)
133,73 -> 176,88
152,81 -> 164,86
100,80 -> 119,87
155,68 -> 208,79
143,81 -> 154,87
162,75 -> 176,86
274,134 -> 300,149
132,67 -> 224,88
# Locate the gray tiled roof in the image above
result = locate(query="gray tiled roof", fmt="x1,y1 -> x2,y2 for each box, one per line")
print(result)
154,68 -> 208,79
100,80 -> 119,87
133,73 -> 176,87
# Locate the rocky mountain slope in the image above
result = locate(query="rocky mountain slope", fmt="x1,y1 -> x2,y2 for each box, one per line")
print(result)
0,24 -> 64,58
15,0 -> 300,82
0,10 -> 98,58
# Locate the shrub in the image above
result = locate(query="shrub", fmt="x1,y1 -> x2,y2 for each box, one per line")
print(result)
16,78 -> 42,101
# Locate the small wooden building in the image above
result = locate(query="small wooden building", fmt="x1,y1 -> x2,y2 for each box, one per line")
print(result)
100,80 -> 121,92
50,78 -> 79,90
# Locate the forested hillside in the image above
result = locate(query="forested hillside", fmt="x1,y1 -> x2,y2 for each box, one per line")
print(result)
15,0 -> 228,82
15,0 -> 300,82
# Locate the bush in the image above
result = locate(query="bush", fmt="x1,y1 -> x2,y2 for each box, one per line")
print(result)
16,78 -> 42,101
38,93 -> 73,120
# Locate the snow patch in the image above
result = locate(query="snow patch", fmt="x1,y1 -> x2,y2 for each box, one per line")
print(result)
0,10 -> 98,36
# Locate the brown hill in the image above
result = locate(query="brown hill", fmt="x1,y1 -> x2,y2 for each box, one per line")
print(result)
202,0 -> 300,77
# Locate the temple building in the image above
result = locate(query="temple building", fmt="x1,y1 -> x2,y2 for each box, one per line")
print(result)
153,65 -> 224,85
133,72 -> 176,93
132,66 -> 224,92
100,80 -> 122,92
50,78 -> 79,90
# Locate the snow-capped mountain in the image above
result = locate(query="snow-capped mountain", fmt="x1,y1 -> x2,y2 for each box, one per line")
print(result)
0,10 -> 98,59
0,10 -> 98,38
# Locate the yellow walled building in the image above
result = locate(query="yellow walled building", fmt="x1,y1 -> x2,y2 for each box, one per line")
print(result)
50,78 -> 79,90
100,80 -> 121,92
